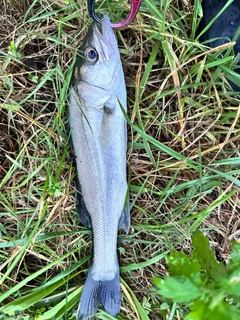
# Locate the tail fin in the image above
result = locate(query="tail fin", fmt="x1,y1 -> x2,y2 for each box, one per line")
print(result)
76,268 -> 121,320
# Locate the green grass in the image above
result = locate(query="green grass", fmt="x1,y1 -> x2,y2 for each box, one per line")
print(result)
0,0 -> 240,319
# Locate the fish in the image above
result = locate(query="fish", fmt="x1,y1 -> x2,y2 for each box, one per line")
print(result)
68,14 -> 130,320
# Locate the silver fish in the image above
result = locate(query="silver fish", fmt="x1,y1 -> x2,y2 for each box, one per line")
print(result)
68,15 -> 130,320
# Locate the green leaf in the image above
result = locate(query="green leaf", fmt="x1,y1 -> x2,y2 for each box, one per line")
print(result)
186,297 -> 240,320
153,276 -> 201,303
166,251 -> 201,283
191,229 -> 225,281
227,241 -> 240,272
185,298 -> 208,320
221,269 -> 240,296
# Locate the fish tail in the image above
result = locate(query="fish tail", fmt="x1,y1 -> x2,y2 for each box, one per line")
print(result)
76,267 -> 121,320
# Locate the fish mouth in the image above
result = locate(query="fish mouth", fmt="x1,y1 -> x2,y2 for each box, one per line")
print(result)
92,14 -> 114,43
90,14 -> 117,61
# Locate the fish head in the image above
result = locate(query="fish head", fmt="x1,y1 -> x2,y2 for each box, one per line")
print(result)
72,15 -> 124,109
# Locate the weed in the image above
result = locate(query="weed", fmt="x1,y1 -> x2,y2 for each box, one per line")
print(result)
154,230 -> 240,319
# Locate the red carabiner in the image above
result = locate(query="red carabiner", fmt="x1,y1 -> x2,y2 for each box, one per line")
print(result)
88,0 -> 142,28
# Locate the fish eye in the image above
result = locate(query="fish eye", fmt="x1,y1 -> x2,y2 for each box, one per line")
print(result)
84,47 -> 98,62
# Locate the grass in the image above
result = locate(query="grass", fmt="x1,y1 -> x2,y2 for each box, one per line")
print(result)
0,0 -> 240,319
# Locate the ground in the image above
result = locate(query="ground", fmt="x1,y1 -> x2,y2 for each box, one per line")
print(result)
0,0 -> 240,319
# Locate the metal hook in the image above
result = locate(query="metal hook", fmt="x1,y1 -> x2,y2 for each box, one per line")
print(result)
88,0 -> 142,28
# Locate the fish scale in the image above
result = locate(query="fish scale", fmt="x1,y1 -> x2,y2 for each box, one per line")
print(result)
68,14 -> 130,319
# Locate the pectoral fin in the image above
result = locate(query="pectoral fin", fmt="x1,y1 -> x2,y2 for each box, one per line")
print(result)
118,200 -> 131,234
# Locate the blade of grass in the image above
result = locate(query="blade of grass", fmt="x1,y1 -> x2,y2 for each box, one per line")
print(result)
1,259 -> 88,314
196,0 -> 234,40
121,278 -> 150,320
36,286 -> 82,320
